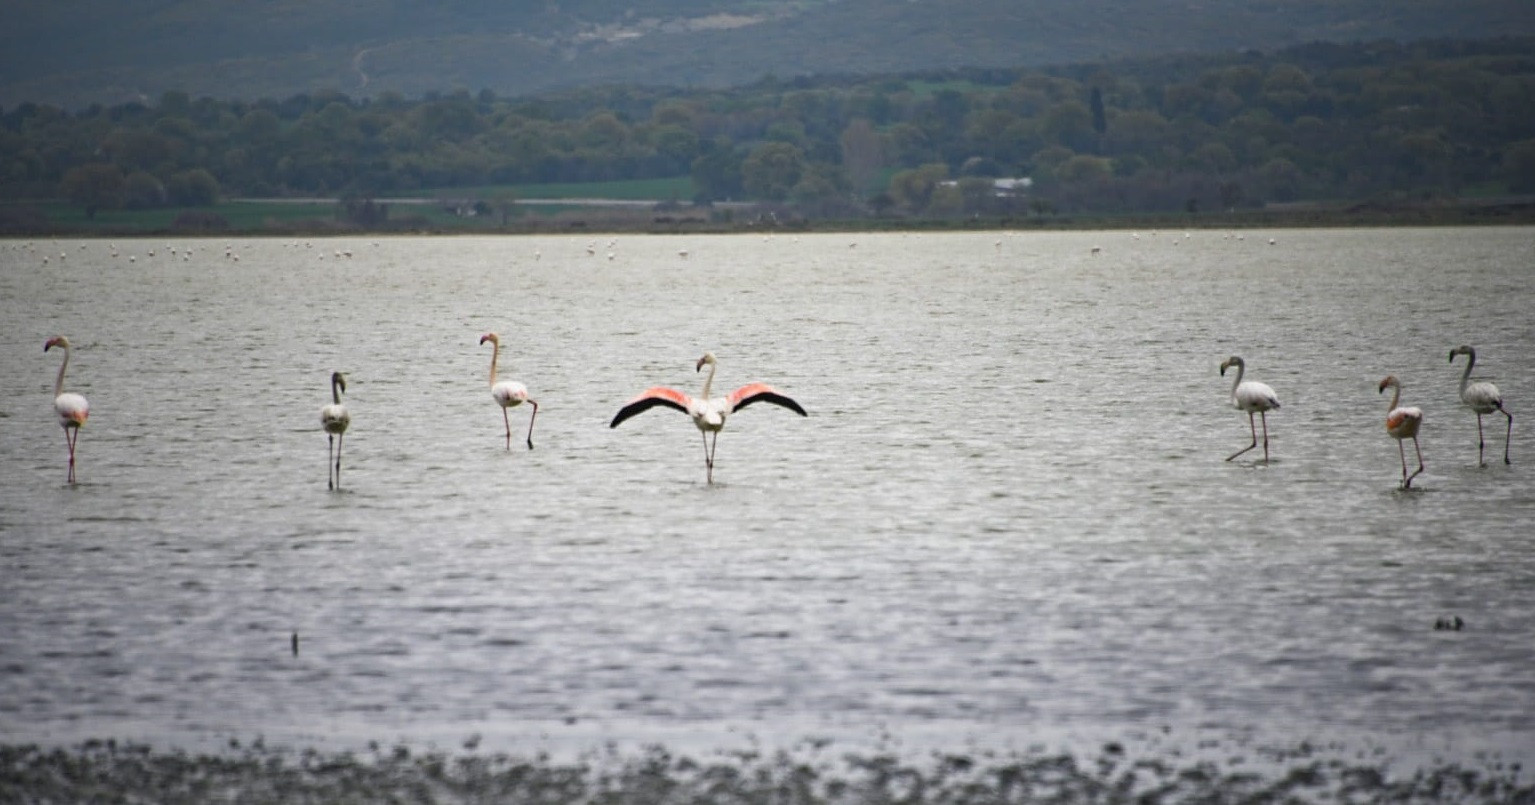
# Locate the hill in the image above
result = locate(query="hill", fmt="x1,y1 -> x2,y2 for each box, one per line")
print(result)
3,0 -> 1533,109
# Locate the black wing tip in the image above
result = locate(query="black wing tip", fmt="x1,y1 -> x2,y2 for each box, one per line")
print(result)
611,396 -> 688,428
738,391 -> 807,417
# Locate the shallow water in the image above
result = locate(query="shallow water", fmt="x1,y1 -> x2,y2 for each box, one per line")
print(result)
2,228 -> 1533,767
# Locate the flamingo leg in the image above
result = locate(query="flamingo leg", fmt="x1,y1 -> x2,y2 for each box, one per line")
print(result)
700,430 -> 715,484
64,426 -> 78,484
1407,436 -> 1425,486
501,407 -> 512,451
1398,439 -> 1409,487
327,434 -> 335,490
335,433 -> 344,490
1502,408 -> 1513,465
524,401 -> 538,450
1226,413 -> 1258,461
1476,413 -> 1486,466
1260,411 -> 1270,462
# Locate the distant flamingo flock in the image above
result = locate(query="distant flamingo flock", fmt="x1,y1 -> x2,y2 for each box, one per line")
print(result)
38,332 -> 1514,489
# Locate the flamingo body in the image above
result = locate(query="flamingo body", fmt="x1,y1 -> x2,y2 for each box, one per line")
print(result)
322,371 -> 350,490
611,353 -> 806,483
1379,375 -> 1425,488
1448,345 -> 1511,465
1219,356 -> 1279,462
480,333 -> 538,450
44,336 -> 89,484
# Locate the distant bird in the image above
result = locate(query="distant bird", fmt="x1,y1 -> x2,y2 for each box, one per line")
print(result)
1448,345 -> 1511,465
1379,375 -> 1425,488
1219,356 -> 1280,462
44,336 -> 90,484
321,372 -> 351,490
610,352 -> 806,483
480,333 -> 537,450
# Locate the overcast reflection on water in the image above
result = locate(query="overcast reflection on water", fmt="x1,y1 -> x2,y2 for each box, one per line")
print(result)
1,228 -> 1532,764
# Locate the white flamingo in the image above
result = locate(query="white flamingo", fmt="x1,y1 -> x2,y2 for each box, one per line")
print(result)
610,352 -> 806,483
44,336 -> 90,484
1219,356 -> 1280,462
1448,345 -> 1511,465
321,372 -> 350,490
480,333 -> 538,450
1379,375 -> 1425,488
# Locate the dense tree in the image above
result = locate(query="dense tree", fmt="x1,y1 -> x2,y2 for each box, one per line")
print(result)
60,163 -> 123,216
4,36 -> 1535,219
741,141 -> 807,201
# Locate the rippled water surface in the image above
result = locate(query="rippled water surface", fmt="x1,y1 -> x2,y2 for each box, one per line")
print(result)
3,228 -> 1533,764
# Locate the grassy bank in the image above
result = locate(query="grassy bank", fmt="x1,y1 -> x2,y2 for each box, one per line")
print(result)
4,192 -> 1534,238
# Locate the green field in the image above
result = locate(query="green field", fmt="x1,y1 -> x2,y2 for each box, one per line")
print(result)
2,176 -> 699,235
380,177 -> 694,202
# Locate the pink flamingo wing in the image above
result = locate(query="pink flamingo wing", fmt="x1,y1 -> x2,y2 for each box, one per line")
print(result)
727,383 -> 807,416
610,387 -> 693,427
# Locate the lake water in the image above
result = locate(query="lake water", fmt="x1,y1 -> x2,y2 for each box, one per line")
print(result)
2,228 -> 1533,773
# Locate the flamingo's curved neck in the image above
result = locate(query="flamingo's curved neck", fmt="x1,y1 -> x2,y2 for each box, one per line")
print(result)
700,360 -> 717,400
1456,350 -> 1476,395
1227,361 -> 1245,401
332,375 -> 344,405
53,344 -> 70,399
487,340 -> 501,387
1385,383 -> 1402,412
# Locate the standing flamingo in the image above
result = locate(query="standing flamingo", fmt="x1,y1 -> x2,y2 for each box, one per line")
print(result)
321,372 -> 350,490
1448,345 -> 1512,465
480,333 -> 538,450
610,352 -> 806,483
44,336 -> 89,484
1219,356 -> 1281,462
1379,375 -> 1425,488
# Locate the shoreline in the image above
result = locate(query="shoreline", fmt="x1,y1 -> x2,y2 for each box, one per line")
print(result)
4,197 -> 1534,239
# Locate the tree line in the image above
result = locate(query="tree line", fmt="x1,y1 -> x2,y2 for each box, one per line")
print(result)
4,36 -> 1535,222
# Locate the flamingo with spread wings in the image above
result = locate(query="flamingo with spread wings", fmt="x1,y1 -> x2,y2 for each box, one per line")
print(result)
610,352 -> 806,483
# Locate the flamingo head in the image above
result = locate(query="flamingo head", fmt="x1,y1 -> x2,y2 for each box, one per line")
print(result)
480,333 -> 499,347
1448,345 -> 1473,363
696,352 -> 717,372
1219,356 -> 1242,376
1378,375 -> 1399,394
44,336 -> 69,352
331,371 -> 346,393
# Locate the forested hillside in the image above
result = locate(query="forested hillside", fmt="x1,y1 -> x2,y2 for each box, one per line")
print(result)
3,0 -> 1533,110
4,37 -> 1535,228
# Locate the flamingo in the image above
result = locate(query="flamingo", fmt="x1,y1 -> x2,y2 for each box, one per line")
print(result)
321,372 -> 350,490
44,336 -> 90,484
480,333 -> 537,450
1448,345 -> 1511,465
610,352 -> 806,483
1219,356 -> 1281,462
1379,375 -> 1425,488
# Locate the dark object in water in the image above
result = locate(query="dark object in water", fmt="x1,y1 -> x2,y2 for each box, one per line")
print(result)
1434,616 -> 1464,631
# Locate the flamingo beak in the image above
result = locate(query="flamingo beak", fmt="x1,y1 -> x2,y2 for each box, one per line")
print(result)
479,334 -> 491,345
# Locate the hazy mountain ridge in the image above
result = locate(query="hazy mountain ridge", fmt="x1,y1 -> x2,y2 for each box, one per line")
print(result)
3,0 -> 1532,108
